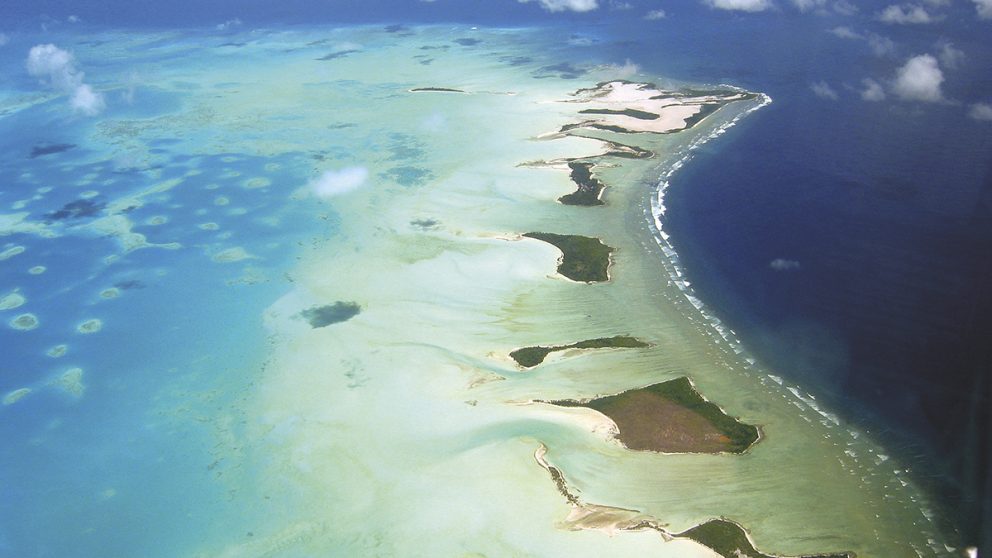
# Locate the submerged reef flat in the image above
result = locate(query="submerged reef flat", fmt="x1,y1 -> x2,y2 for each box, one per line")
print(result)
510,336 -> 648,368
10,313 -> 39,330
523,232 -> 613,282
299,302 -> 361,328
551,377 -> 760,454
0,291 -> 27,310
76,318 -> 103,334
0,245 -> 26,261
51,367 -> 85,397
2,388 -> 32,406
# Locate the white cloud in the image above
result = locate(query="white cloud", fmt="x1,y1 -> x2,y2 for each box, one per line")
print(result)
770,259 -> 801,271
892,54 -> 944,102
973,0 -> 992,19
833,0 -> 858,14
867,33 -> 896,56
605,59 -> 640,78
309,167 -> 369,198
0,33 -> 9,47
27,44 -> 82,90
121,71 -> 139,105
26,44 -> 105,116
609,0 -> 633,9
421,113 -> 447,132
936,40 -> 964,69
811,81 -> 839,100
644,8 -> 667,19
879,4 -> 940,23
829,26 -> 862,39
829,28 -> 896,58
70,84 -> 105,116
792,0 -> 827,12
216,18 -> 243,31
518,0 -> 599,12
860,78 -> 886,101
704,0 -> 774,11
67,15 -> 81,23
968,103 -> 992,121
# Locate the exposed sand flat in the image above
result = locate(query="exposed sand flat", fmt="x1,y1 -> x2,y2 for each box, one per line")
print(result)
587,105 -> 702,133
563,81 -> 749,135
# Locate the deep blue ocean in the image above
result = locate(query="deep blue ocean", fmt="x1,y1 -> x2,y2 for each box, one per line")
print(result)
1,0 -> 990,551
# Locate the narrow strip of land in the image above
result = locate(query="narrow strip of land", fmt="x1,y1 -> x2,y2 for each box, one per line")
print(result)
510,335 -> 648,368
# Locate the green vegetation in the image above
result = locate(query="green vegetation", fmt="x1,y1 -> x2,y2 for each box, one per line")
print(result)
588,123 -> 635,134
410,87 -> 466,93
671,103 -> 723,133
523,232 -> 613,283
510,335 -> 648,368
299,301 -> 361,328
552,377 -> 759,454
642,377 -> 758,453
558,161 -> 605,206
678,520 -> 853,558
578,108 -> 660,120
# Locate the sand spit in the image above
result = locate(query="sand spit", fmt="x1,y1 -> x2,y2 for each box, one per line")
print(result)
534,445 -> 853,558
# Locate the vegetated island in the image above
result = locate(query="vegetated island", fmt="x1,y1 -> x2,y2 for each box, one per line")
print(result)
558,161 -> 606,206
549,376 -> 760,454
534,445 -> 853,558
522,232 -> 613,283
677,520 -> 854,558
409,87 -> 466,93
510,335 -> 648,368
298,301 -> 361,328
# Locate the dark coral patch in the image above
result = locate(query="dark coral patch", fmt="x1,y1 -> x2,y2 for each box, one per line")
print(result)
299,302 -> 361,328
